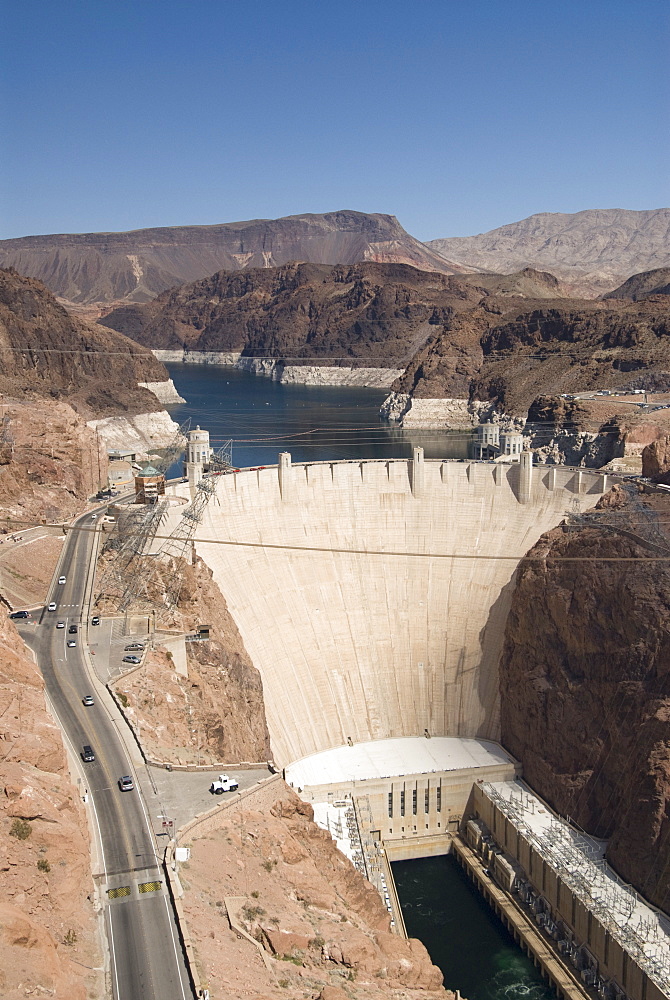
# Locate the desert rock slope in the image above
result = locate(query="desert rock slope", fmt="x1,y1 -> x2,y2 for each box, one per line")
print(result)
0,612 -> 103,999
181,780 -> 454,1000
427,208 -> 670,297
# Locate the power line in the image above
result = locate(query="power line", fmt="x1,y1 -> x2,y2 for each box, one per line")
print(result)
4,519 -> 670,561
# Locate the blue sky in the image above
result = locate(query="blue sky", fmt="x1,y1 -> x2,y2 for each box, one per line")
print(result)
2,0 -> 668,241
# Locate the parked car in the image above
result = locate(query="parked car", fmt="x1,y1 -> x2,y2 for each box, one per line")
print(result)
67,639 -> 77,648
91,616 -> 100,626
56,621 -> 65,629
9,610 -> 30,619
47,602 -> 57,612
124,642 -> 144,651
68,624 -> 78,634
82,695 -> 94,706
122,655 -> 141,664
58,576 -> 66,585
81,745 -> 95,762
118,775 -> 134,792
209,774 -> 239,794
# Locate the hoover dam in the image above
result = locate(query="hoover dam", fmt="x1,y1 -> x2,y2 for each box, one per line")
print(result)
189,452 -> 611,766
165,450 -> 670,1000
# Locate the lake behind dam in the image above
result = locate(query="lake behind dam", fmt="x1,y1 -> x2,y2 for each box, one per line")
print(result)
164,362 -> 471,469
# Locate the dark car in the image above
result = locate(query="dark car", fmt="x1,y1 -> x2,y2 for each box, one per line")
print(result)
9,610 -> 30,619
81,745 -> 95,762
122,655 -> 141,664
91,616 -> 100,626
82,695 -> 94,706
68,624 -> 78,634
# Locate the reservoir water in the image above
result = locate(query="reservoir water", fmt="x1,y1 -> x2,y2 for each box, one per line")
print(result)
393,856 -> 555,1000
164,362 -> 471,470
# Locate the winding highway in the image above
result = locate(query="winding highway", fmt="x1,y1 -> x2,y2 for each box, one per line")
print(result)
18,510 -> 193,1000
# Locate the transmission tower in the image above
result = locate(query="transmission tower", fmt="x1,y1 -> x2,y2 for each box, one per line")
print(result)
152,476 -> 218,613
208,438 -> 233,473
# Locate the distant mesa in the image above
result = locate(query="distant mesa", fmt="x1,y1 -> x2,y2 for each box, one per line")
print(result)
0,210 -> 470,306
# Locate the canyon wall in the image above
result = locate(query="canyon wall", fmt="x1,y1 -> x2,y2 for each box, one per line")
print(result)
188,458 -> 611,767
0,616 -> 103,999
499,485 -> 670,912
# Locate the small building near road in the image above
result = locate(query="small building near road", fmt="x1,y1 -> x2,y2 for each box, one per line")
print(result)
134,464 -> 166,504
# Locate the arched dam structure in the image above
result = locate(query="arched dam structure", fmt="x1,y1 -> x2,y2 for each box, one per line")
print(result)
191,452 -> 611,768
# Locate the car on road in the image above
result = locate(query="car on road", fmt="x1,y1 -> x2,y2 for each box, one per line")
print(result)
58,576 -> 66,585
122,655 -> 141,664
82,695 -> 94,706
124,642 -> 144,651
68,624 -> 78,634
47,602 -> 57,612
56,621 -> 65,629
118,775 -> 134,792
9,610 -> 30,619
91,514 -> 97,520
91,616 -> 100,626
67,639 -> 77,648
81,745 -> 95,762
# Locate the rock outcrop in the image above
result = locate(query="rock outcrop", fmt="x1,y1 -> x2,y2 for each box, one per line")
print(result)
604,266 -> 670,301
100,261 -> 483,366
182,782 -> 453,1000
499,484 -> 670,912
427,208 -> 670,297
0,212 -> 468,306
0,614 -> 103,999
0,398 -> 107,527
113,556 -> 271,765
0,267 -> 172,419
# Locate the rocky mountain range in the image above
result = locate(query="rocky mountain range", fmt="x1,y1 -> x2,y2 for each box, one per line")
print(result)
3,207 -> 667,309
100,260 -> 670,425
0,211 -> 466,307
101,261 -> 484,365
427,208 -> 670,297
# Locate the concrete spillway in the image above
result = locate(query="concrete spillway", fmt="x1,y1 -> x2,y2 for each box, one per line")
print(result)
193,456 -> 610,768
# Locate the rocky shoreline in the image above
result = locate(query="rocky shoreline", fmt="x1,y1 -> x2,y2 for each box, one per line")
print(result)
153,349 -> 403,388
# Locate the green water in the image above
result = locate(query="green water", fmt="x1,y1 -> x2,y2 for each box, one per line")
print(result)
393,855 -> 555,1000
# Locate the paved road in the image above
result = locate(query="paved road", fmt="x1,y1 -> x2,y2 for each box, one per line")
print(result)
19,511 -> 192,1000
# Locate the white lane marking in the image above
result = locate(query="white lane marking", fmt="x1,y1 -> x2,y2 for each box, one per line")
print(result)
162,892 -> 189,1000
107,902 -> 121,1000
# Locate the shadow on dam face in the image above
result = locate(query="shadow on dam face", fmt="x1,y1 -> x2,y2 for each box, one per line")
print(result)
192,458 -> 611,767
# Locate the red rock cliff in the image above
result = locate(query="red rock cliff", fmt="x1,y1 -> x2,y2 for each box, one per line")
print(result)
500,485 -> 670,912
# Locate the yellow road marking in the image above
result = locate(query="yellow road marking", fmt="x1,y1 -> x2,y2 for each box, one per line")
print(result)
138,880 -> 162,894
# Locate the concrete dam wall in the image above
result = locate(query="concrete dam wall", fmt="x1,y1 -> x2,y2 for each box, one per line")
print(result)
194,456 -> 610,767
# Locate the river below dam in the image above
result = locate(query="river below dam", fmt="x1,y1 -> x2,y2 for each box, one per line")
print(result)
164,362 -> 472,469
393,856 -> 555,1000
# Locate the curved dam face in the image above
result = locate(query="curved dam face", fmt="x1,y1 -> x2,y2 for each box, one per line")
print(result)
194,457 -> 610,767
